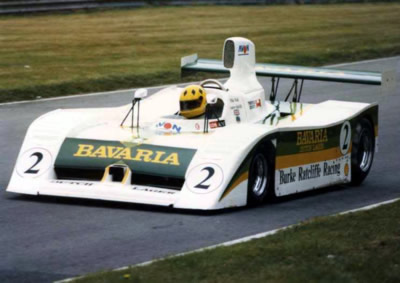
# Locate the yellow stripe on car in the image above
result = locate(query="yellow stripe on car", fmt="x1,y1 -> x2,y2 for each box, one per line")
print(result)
220,171 -> 249,200
276,145 -> 351,170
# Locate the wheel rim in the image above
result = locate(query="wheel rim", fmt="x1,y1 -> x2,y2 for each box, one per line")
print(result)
359,129 -> 373,172
251,154 -> 268,196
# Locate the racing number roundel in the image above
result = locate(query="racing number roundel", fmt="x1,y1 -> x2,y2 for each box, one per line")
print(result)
16,148 -> 53,178
340,121 -> 351,155
186,163 -> 224,194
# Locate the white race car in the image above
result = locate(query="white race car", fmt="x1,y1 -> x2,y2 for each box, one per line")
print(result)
7,37 -> 384,210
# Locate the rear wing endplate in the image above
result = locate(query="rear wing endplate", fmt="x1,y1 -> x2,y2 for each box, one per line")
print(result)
181,54 -> 387,85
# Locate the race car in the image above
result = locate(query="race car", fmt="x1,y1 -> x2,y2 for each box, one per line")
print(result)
7,37 -> 385,210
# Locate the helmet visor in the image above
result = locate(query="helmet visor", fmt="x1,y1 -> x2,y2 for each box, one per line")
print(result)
180,97 -> 203,111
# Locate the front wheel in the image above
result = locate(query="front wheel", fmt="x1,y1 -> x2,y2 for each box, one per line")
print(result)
351,118 -> 375,186
247,143 -> 275,205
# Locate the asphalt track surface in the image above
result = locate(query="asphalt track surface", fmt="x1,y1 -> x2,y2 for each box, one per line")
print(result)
1,57 -> 399,282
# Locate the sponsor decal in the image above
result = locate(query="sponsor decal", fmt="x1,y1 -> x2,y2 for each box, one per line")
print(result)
230,97 -> 239,103
248,101 -> 255,109
344,163 -> 349,176
248,99 -> 262,110
278,123 -> 352,167
277,125 -> 343,168
55,138 -> 197,179
131,186 -> 176,195
209,120 -> 226,129
279,168 -> 296,184
156,121 -> 182,133
296,129 -> 328,145
276,156 -> 350,195
73,144 -> 180,166
230,104 -> 242,110
186,163 -> 224,194
51,180 -> 94,186
195,123 -> 200,130
278,160 -> 343,183
230,104 -> 242,120
238,44 -> 249,56
275,123 -> 351,196
296,129 -> 328,152
232,106 -> 241,122
209,121 -> 217,129
297,164 -> 321,182
339,121 -> 351,155
16,148 -> 53,178
323,161 -> 341,177
279,162 -> 342,185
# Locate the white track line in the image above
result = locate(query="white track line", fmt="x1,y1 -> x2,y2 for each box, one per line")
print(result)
114,226 -> 290,271
339,198 -> 400,215
55,226 -> 289,283
0,84 -> 169,107
55,197 -> 400,283
328,55 -> 400,68
3,56 -> 399,107
0,79 -> 229,107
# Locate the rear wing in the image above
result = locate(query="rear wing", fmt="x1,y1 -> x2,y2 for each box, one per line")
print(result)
181,54 -> 394,101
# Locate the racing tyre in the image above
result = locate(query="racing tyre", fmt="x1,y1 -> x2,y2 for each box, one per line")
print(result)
351,118 -> 375,186
247,143 -> 275,206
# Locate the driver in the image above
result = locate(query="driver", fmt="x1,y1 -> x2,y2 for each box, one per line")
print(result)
179,85 -> 207,118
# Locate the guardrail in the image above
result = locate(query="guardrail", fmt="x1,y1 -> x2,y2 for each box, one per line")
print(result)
0,0 -> 397,15
0,0 -> 146,15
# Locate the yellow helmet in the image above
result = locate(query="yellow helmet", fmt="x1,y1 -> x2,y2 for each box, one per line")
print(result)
179,85 -> 207,118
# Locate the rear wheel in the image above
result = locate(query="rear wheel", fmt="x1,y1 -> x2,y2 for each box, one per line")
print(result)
247,143 -> 275,205
351,118 -> 375,186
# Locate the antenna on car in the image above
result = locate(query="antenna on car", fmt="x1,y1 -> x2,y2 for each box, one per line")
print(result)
120,88 -> 148,129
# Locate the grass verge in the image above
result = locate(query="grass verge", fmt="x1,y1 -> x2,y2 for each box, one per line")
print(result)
75,200 -> 400,283
1,4 -> 400,103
